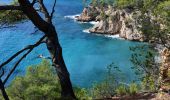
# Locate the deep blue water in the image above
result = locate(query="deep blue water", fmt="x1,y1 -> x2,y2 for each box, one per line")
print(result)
0,0 -> 144,87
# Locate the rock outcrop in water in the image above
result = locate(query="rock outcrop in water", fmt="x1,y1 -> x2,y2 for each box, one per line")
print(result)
76,5 -> 100,22
77,5 -> 145,41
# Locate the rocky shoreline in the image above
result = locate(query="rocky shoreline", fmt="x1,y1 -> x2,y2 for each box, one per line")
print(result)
76,5 -> 145,42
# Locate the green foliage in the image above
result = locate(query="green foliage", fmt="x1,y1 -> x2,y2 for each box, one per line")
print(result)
141,76 -> 157,92
115,84 -> 127,96
130,45 -> 159,92
91,0 -> 114,6
0,60 -> 95,100
89,80 -> 116,98
115,0 -> 136,9
128,82 -> 138,95
0,60 -> 144,99
100,11 -> 107,20
5,60 -> 61,100
115,83 -> 139,96
88,63 -> 128,98
89,63 -> 119,98
155,1 -> 170,18
137,0 -> 170,48
91,0 -> 98,6
74,87 -> 92,100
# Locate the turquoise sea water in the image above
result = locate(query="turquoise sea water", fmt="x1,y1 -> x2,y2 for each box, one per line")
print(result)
0,0 -> 144,87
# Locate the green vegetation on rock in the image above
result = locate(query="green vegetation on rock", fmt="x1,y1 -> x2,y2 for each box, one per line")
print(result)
0,0 -> 26,23
0,10 -> 26,23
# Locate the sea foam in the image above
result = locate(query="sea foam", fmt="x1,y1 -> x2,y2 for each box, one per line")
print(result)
64,14 -> 80,20
65,14 -> 120,39
83,29 -> 90,33
89,21 -> 99,25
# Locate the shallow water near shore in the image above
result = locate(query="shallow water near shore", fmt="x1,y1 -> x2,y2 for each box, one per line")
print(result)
0,0 -> 145,87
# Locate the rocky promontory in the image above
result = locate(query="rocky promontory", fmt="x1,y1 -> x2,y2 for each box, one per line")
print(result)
76,5 -> 146,41
76,4 -> 100,22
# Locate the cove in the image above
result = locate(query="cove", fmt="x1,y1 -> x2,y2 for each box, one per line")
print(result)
0,0 -> 145,87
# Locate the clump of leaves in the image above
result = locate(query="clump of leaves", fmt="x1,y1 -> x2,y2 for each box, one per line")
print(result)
115,84 -> 128,96
128,82 -> 139,95
74,87 -> 92,100
141,76 -> 157,92
115,0 -> 136,9
5,60 -> 61,100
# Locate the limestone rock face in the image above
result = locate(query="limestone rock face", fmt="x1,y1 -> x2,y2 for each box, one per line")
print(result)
89,11 -> 122,35
86,6 -> 145,41
77,4 -> 148,41
76,5 -> 100,22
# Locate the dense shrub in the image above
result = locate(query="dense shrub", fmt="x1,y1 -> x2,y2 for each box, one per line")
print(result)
6,60 -> 61,100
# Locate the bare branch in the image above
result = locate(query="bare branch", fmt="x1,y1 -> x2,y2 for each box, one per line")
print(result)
0,5 -> 21,10
18,0 -> 50,33
3,35 -> 46,84
0,35 -> 46,70
0,47 -> 31,69
38,0 -> 51,23
50,0 -> 57,22
3,49 -> 32,84
0,68 -> 4,78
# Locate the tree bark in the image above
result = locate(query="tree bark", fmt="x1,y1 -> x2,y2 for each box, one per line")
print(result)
18,0 -> 76,99
0,80 -> 9,100
46,25 -> 76,99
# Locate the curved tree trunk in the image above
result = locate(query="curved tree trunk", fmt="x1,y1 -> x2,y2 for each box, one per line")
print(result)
18,0 -> 76,99
0,80 -> 9,100
46,25 -> 76,98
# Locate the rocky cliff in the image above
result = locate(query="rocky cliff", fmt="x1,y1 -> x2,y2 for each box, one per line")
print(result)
76,4 -> 100,22
76,5 -> 145,41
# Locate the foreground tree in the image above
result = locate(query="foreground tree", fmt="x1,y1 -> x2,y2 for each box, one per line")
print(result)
0,0 -> 76,99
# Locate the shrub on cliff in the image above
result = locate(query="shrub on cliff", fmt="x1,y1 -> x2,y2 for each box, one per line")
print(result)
115,0 -> 136,9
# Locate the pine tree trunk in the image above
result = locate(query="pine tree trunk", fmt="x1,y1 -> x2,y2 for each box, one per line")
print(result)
0,80 -> 9,100
18,0 -> 76,99
46,26 -> 76,99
